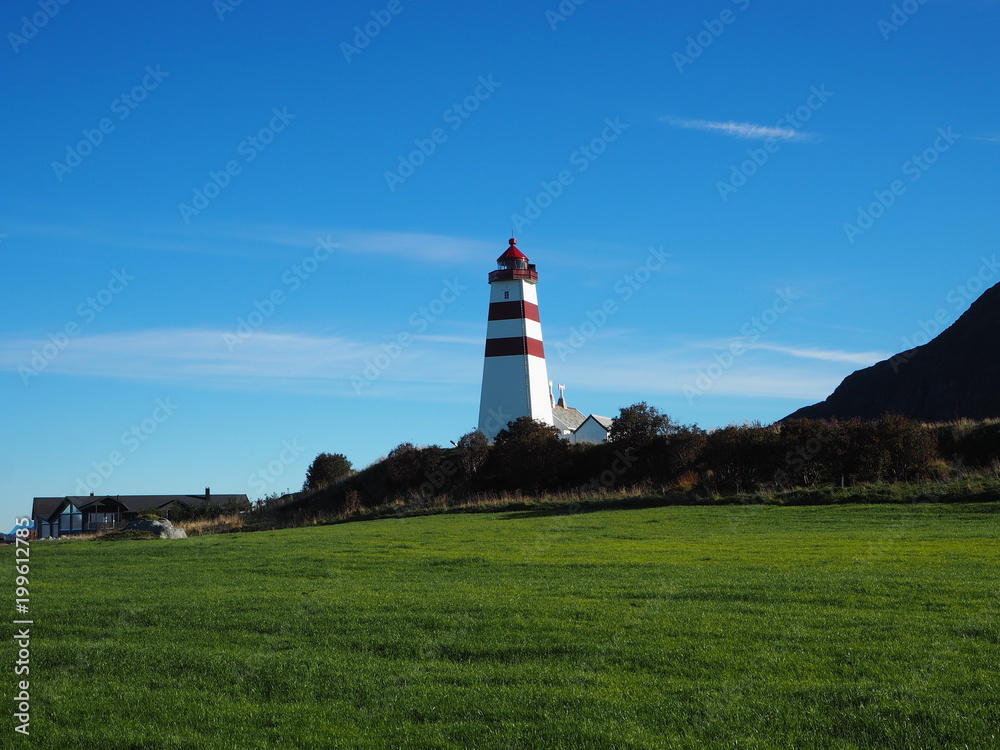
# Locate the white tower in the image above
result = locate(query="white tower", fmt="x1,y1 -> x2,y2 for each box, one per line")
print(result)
477,238 -> 554,440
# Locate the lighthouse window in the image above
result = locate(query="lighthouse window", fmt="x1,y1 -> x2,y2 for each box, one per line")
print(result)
504,291 -> 510,299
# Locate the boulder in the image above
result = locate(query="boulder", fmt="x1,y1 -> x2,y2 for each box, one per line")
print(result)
123,519 -> 187,539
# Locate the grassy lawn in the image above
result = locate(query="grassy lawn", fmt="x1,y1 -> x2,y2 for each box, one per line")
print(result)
4,503 -> 998,748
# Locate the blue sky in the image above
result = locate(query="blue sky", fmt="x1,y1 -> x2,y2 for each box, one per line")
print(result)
2,0 -> 999,524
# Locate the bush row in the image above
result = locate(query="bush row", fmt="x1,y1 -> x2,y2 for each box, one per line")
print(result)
284,410 -> 1000,517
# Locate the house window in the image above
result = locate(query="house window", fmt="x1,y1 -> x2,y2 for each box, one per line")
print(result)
87,512 -> 118,529
60,504 -> 83,533
504,291 -> 510,300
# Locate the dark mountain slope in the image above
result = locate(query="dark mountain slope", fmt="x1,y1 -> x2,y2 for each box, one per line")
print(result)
785,282 -> 1000,422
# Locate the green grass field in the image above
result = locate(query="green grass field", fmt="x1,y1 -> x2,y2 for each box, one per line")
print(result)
5,503 -> 998,749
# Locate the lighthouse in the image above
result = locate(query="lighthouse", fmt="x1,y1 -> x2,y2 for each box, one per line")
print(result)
477,238 -> 554,440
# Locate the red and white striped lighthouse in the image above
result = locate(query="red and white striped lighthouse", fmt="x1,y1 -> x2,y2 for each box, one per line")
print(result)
477,238 -> 554,440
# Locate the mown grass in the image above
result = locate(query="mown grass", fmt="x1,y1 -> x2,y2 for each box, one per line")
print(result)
4,503 -> 998,748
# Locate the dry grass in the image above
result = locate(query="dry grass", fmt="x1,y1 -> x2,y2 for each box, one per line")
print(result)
176,514 -> 245,536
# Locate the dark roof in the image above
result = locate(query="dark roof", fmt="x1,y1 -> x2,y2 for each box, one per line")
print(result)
552,405 -> 588,431
31,493 -> 248,520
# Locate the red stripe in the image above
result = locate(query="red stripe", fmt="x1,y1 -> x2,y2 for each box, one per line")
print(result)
484,337 -> 545,358
488,301 -> 540,322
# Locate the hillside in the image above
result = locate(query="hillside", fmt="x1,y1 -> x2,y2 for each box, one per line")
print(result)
786,281 -> 1000,421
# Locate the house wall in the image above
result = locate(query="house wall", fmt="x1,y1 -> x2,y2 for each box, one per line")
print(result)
573,419 -> 610,444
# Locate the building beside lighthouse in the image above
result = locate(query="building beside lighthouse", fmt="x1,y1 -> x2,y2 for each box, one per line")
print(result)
477,238 -> 611,443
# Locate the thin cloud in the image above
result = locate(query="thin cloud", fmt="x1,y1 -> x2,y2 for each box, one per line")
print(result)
542,333 -> 854,401
0,328 -> 479,396
965,134 -> 1000,144
557,350 -> 842,401
682,337 -> 885,366
662,116 -> 813,142
2,220 -> 497,264
751,343 -> 888,366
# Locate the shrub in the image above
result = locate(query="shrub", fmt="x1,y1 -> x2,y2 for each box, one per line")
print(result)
486,417 -> 569,492
303,452 -> 353,492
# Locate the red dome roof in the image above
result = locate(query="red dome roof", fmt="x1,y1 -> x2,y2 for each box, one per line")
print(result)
497,237 -> 528,263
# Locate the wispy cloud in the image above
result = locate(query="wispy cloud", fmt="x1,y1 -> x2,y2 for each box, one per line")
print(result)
965,134 -> 1000,144
0,323 -> 877,406
661,116 -> 813,142
751,343 -> 888,366
2,220 -> 498,264
544,330 -> 863,402
0,328 -> 480,397
556,348 -> 842,401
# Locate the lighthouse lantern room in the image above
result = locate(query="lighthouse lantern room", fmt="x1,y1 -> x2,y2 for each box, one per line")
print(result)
477,238 -> 554,440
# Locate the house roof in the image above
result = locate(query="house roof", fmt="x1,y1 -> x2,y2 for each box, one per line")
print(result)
552,404 -> 588,431
580,414 -> 613,431
31,493 -> 248,521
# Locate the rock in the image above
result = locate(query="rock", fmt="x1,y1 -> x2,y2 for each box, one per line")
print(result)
123,519 -> 187,539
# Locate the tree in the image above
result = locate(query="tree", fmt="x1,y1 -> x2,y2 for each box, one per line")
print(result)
609,402 -> 674,449
303,452 -> 353,492
385,443 -> 423,488
488,417 -> 568,491
456,429 -> 490,478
